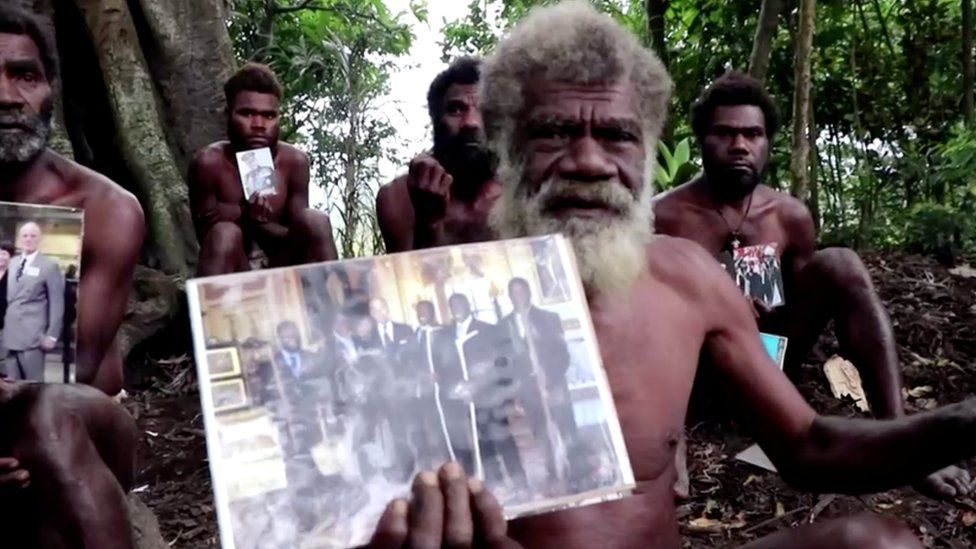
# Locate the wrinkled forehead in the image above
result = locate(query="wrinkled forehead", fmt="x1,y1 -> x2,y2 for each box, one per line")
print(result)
443,83 -> 479,108
0,32 -> 43,72
521,77 -> 641,127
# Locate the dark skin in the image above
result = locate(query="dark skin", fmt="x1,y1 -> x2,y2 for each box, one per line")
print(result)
367,78 -> 976,548
0,30 -> 144,546
189,90 -> 337,275
653,104 -> 970,499
0,380 -> 138,549
376,83 -> 501,252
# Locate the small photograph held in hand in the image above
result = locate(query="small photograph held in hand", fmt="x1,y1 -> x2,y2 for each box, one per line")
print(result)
731,243 -> 785,309
0,202 -> 83,384
236,147 -> 276,199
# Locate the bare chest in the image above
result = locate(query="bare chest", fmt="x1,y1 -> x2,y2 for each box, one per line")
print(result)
588,280 -> 704,484
664,205 -> 790,258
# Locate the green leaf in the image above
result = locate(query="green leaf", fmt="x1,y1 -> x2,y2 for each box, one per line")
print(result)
674,138 -> 691,168
658,141 -> 676,178
655,165 -> 671,187
410,0 -> 429,23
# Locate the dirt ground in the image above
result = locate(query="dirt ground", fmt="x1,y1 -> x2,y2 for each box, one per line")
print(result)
126,252 -> 976,548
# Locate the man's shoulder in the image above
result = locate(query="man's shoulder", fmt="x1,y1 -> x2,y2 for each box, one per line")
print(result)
37,253 -> 59,269
46,151 -> 143,223
275,142 -> 309,169
759,185 -> 812,223
645,235 -> 725,291
192,141 -> 232,167
377,175 -> 409,203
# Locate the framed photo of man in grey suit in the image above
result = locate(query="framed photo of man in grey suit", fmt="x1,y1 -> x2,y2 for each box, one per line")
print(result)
0,202 -> 83,383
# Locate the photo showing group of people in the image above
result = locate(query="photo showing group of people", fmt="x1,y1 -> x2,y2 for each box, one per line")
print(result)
0,202 -> 82,384
191,236 -> 632,549
719,243 -> 786,309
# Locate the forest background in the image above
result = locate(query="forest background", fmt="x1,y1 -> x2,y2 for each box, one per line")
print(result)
16,0 -> 976,369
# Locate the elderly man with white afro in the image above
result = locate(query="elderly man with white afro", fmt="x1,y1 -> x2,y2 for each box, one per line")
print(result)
363,4 -> 955,549
483,1 -> 673,295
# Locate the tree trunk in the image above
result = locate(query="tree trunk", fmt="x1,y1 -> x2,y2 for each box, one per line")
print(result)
748,0 -> 784,82
964,0 -> 974,126
789,0 -> 816,200
645,0 -> 669,69
129,0 -> 237,170
807,96 -> 820,233
71,0 -> 201,275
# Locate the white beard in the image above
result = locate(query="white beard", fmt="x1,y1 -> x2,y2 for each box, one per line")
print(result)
0,111 -> 50,164
490,165 -> 653,297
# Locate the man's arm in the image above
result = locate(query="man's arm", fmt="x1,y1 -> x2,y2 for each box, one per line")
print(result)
778,195 -> 817,280
377,178 -> 415,253
75,192 -> 144,388
44,259 -> 64,341
188,148 -> 241,238
697,242 -> 976,494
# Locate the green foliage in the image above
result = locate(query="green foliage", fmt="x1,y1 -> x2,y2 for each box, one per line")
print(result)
435,0 -> 975,258
901,202 -> 974,257
655,138 -> 697,191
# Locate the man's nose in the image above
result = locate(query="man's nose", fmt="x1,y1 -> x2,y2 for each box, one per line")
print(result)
461,107 -> 482,131
729,133 -> 749,154
0,75 -> 25,109
559,136 -> 616,182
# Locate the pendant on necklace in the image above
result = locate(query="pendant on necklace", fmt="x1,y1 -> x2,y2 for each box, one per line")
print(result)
730,232 -> 741,250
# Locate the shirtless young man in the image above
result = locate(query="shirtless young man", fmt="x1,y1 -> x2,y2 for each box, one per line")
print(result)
0,7 -> 142,548
189,62 -> 337,275
364,3 -> 976,548
376,57 -> 501,252
652,71 -> 969,498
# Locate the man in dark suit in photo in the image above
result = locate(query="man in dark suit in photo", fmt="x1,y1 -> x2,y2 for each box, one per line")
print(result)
4,222 -> 64,382
440,293 -> 527,491
501,277 -> 577,480
368,297 -> 413,353
255,320 -> 332,532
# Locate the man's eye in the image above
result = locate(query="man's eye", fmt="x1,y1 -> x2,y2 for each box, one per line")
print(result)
600,129 -> 638,143
529,126 -> 564,140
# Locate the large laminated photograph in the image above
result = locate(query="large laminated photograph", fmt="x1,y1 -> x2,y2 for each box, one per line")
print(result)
187,235 -> 634,549
0,201 -> 83,384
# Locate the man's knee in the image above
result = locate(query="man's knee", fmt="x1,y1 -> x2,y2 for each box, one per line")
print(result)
832,514 -> 922,549
809,247 -> 873,292
202,221 -> 245,257
290,208 -> 333,239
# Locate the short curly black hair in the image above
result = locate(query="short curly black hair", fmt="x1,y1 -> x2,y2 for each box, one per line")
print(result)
224,62 -> 283,108
427,57 -> 481,123
691,71 -> 779,140
0,6 -> 59,84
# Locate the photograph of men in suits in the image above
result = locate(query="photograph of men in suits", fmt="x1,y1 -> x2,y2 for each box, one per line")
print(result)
4,222 -> 64,381
440,293 -> 528,490
501,277 -> 577,480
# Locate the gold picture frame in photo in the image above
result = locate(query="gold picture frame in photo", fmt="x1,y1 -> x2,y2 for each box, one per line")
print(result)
211,378 -> 248,413
206,347 -> 242,380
